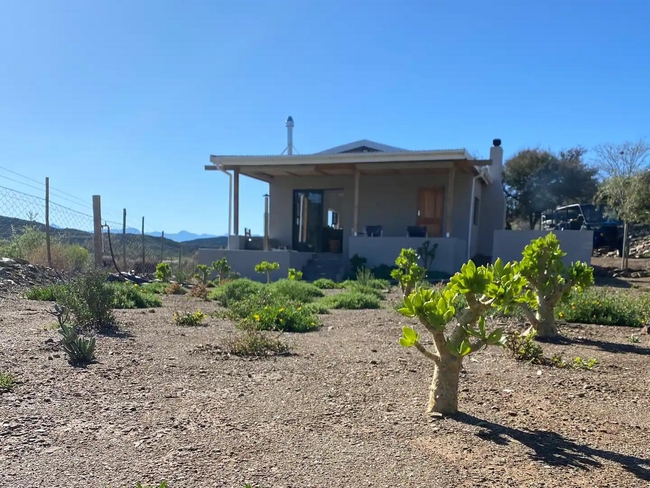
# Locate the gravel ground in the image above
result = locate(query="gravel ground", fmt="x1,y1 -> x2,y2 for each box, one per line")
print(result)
1,290 -> 649,488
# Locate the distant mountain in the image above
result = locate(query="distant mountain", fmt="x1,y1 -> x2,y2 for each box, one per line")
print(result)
145,230 -> 221,242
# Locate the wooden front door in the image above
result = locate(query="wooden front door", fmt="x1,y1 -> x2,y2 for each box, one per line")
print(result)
416,188 -> 445,237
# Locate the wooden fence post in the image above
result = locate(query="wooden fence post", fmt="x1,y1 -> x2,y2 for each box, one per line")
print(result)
45,177 -> 52,268
141,216 -> 145,270
160,231 -> 164,263
92,195 -> 102,267
122,209 -> 127,270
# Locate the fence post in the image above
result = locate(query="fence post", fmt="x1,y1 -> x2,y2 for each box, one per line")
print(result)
160,231 -> 164,263
141,216 -> 145,270
45,177 -> 52,268
92,195 -> 102,267
122,209 -> 127,270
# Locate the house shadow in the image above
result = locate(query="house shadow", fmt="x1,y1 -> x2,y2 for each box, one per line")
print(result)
453,413 -> 650,481
564,336 -> 650,356
593,275 -> 632,289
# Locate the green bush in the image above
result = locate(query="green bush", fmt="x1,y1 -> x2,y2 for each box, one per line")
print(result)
556,288 -> 650,327
62,244 -> 90,272
155,263 -> 172,282
302,301 -> 331,314
59,322 -> 96,365
173,310 -> 206,326
244,301 -> 319,332
0,372 -> 16,391
287,268 -> 303,280
59,269 -> 116,329
342,282 -> 385,300
112,283 -> 162,309
268,279 -> 324,302
312,278 -> 342,289
323,291 -> 381,310
222,323 -> 291,357
210,279 -> 264,306
25,284 -> 64,301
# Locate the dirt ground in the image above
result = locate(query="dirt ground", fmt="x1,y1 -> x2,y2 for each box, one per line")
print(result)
1,288 -> 649,488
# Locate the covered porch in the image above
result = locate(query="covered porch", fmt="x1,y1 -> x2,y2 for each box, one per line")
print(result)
205,147 -> 495,278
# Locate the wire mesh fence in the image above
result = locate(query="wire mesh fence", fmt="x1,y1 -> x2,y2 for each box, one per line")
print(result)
0,178 -> 197,277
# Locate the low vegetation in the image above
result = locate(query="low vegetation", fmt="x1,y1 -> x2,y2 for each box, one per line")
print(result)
505,330 -> 598,370
267,279 -> 323,303
287,267 -> 303,280
155,262 -> 172,282
254,261 -> 280,283
0,372 -> 16,391
556,287 -> 650,327
189,283 -> 209,300
173,310 -> 206,327
221,322 -> 292,357
312,278 -> 342,289
322,291 -> 382,310
210,279 -> 264,307
0,224 -> 90,272
59,322 -> 96,365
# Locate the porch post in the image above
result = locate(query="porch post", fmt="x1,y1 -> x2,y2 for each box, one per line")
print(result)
353,167 -> 360,236
233,167 -> 240,235
445,165 -> 455,236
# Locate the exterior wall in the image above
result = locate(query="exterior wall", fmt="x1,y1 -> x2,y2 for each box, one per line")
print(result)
197,249 -> 313,282
268,171 -> 478,253
348,237 -> 466,276
477,145 -> 506,258
492,230 -> 593,266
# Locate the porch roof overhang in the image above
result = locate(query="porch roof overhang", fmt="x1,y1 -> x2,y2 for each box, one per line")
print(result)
207,149 -> 493,183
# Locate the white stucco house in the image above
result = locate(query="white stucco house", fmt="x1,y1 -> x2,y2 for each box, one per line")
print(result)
200,117 -> 506,281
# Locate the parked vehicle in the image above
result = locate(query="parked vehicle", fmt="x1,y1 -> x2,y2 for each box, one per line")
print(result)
541,203 -> 626,255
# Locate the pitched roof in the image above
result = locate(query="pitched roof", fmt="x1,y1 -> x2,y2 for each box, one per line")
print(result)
315,139 -> 407,155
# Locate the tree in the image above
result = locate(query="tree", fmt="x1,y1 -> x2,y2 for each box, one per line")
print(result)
254,261 -> 280,283
211,257 -> 231,285
397,259 -> 528,415
517,233 -> 594,338
594,139 -> 650,269
504,147 -> 599,229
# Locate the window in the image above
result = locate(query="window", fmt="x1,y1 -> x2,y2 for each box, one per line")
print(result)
473,197 -> 480,226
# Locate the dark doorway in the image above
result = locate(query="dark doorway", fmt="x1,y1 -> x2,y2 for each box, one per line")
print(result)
292,190 -> 324,252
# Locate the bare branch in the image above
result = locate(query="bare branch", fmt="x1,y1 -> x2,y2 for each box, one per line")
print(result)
594,138 -> 650,178
413,341 -> 440,363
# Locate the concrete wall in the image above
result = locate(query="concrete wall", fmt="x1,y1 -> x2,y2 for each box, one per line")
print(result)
492,230 -> 593,266
197,249 -> 313,282
268,171 -> 479,255
348,237 -> 466,276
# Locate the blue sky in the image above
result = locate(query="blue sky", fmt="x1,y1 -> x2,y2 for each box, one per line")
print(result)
1,0 -> 648,235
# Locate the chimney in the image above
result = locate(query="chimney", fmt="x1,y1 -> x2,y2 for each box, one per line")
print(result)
286,116 -> 294,155
489,138 -> 503,179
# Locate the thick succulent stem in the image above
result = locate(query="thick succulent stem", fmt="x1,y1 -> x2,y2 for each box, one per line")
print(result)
427,354 -> 462,415
533,300 -> 557,338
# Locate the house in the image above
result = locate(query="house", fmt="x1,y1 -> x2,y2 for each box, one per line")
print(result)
200,117 -> 506,281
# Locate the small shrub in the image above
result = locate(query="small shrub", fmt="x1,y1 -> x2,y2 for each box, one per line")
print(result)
572,356 -> 598,370
302,301 -> 331,314
268,279 -> 323,302
630,334 -> 640,343
165,282 -> 186,295
59,322 -> 96,365
61,244 -> 90,272
25,284 -> 64,301
556,288 -> 650,327
222,323 -> 291,357
0,372 -> 16,391
210,279 -> 264,306
417,240 -> 438,272
391,248 -> 426,297
155,263 -> 172,282
287,268 -> 303,280
189,283 -> 209,300
323,291 -> 381,310
173,310 -> 206,327
244,301 -> 320,332
254,261 -> 280,283
313,278 -> 341,289
59,269 -> 116,329
517,233 -> 594,338
135,482 -> 169,488
112,283 -> 162,309
342,282 -> 385,300
504,330 -> 546,364
195,264 -> 211,285
212,257 -> 231,284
